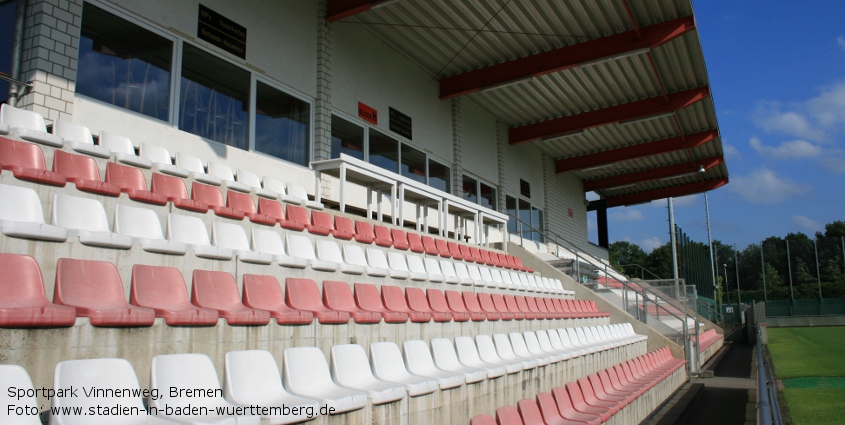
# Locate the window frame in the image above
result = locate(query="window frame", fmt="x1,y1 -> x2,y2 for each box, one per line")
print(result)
504,192 -> 544,243
462,172 -> 498,212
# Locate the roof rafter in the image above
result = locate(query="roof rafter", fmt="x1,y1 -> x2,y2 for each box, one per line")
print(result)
583,155 -> 724,192
592,178 -> 728,208
439,16 -> 695,99
327,0 -> 389,22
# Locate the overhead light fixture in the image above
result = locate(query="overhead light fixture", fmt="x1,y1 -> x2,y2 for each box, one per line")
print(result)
580,163 -> 615,172
619,111 -> 675,127
660,172 -> 698,181
372,0 -> 402,10
698,164 -> 706,173
580,47 -> 650,67
605,183 -> 637,190
479,76 -> 533,93
541,129 -> 584,141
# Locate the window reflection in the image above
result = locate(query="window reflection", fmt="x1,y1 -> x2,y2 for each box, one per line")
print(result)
254,81 -> 310,166
428,159 -> 450,193
331,116 -> 364,160
480,182 -> 496,211
401,144 -> 426,184
369,130 -> 398,173
0,1 -> 14,105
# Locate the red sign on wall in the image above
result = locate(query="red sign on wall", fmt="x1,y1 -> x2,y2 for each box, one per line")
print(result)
358,102 -> 378,125
568,208 -> 574,218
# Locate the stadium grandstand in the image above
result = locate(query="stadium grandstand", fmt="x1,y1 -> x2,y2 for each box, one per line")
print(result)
0,0 -> 728,423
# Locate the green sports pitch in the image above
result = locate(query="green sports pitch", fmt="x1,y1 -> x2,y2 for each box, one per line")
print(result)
767,327 -> 845,425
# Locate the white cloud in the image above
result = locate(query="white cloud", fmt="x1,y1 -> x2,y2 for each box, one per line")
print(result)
723,142 -> 742,159
726,167 -> 811,204
753,82 -> 845,142
609,209 -> 644,222
754,105 -> 825,141
642,237 -> 664,252
838,35 -> 845,52
793,215 -> 821,233
806,81 -> 845,130
820,157 -> 845,173
672,195 -> 698,207
748,136 -> 822,159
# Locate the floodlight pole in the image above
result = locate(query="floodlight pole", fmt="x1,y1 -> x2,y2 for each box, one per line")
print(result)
814,238 -> 822,299
786,240 -> 794,301
669,198 -> 679,284
705,192 -> 716,299
760,241 -> 767,301
723,263 -> 729,304
734,244 -> 741,305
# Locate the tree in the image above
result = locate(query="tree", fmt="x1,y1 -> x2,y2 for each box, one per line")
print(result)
609,241 -> 648,278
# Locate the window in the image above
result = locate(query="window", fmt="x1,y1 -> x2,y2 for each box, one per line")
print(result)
331,115 -> 364,160
462,175 -> 478,203
506,194 -> 544,242
479,182 -> 497,211
428,159 -> 450,193
369,129 -> 398,173
77,3 -> 173,121
254,81 -> 310,166
400,144 -> 426,184
0,1 -> 15,105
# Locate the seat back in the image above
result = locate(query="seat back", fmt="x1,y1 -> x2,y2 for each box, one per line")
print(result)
285,278 -> 325,311
286,204 -> 310,225
52,120 -> 94,145
0,253 -> 51,309
53,359 -> 150,421
445,290 -> 469,313
150,354 -> 226,409
114,204 -> 165,240
405,287 -> 432,312
407,232 -> 424,252
316,240 -> 345,263
139,142 -> 174,165
435,238 -> 451,257
242,274 -> 285,311
224,350 -> 289,406
426,288 -> 451,313
454,262 -> 472,280
459,244 -> 473,260
52,194 -> 111,232
311,210 -> 334,229
0,365 -> 41,425
421,235 -> 437,254
227,190 -> 257,214
343,244 -> 369,267
262,177 -> 287,196
323,281 -> 358,312
381,285 -> 412,313
496,405 -> 523,425
211,221 -> 251,251
207,161 -> 237,182
366,248 -> 390,269
369,342 -> 410,378
167,213 -> 212,246
287,183 -> 310,200
52,150 -> 101,182
430,338 -> 461,368
461,292 -> 483,313
335,216 -> 355,236
353,283 -> 384,311
251,228 -> 286,256
192,270 -> 245,311
330,344 -> 380,384
354,220 -> 375,242
391,228 -> 408,248
0,184 -> 48,224
424,257 -> 444,276
130,265 -> 194,311
1,103 -> 46,131
467,264 -> 484,281
373,225 -> 392,245
236,169 -> 264,190
440,260 -> 459,278
192,181 -> 226,207
0,137 -> 48,170
516,399 -> 545,425
174,151 -> 207,175
257,197 -> 285,221
287,234 -> 317,260
477,292 -> 497,313
387,251 -> 410,272
150,172 -> 189,200
406,254 -> 428,274
98,131 -> 135,155
54,258 -> 128,309
105,162 -> 148,192
447,241 -> 462,259
283,346 -> 334,394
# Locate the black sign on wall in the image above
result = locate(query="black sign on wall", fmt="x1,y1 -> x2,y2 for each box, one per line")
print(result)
389,107 -> 412,140
198,5 -> 247,59
520,179 -> 531,198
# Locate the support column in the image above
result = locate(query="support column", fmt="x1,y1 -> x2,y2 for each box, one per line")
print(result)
597,205 -> 609,249
16,0 -> 82,122
314,0 -> 333,162
495,121 -> 507,213
451,97 -> 463,197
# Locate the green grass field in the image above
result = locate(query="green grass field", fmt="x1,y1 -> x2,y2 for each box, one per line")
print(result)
767,327 -> 845,425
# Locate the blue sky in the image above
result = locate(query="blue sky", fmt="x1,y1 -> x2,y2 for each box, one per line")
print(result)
592,1 -> 845,252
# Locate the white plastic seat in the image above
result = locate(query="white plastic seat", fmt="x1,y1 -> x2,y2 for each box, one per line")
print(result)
1,365 -> 41,425
562,328 -> 593,355
453,336 -> 513,376
283,346 -> 368,413
51,358 -> 177,425
402,340 -> 465,389
99,131 -> 152,168
0,121 -> 7,135
466,264 -> 487,287
521,331 -> 563,363
316,240 -> 364,274
478,267 -> 497,288
429,338 -> 491,382
499,270 -> 517,289
488,268 -> 506,289
174,152 -> 222,185
484,334 -> 537,370
114,204 -> 187,255
224,350 -> 321,425
251,228 -> 308,268
212,221 -> 273,264
207,161 -> 250,193
52,194 -> 133,249
287,183 -> 323,209
150,354 -> 260,425
506,333 -> 550,366
453,262 -> 476,286
263,178 -> 302,204
343,244 -> 388,277
140,143 -> 189,177
236,170 -> 277,199
440,260 -> 469,285
406,255 -> 433,281
468,335 -> 523,374
423,258 -> 446,283
367,248 -> 407,279
369,342 -> 438,396
388,252 -> 427,281
286,234 -> 337,271
519,273 -> 536,292
510,272 -> 526,291
52,120 -> 111,158
329,344 -> 406,404
536,330 -> 576,361
166,214 -> 234,260
0,103 -> 63,147
548,328 -> 584,358
0,184 -> 67,241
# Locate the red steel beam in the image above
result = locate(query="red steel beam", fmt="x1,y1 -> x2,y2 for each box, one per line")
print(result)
512,86 -> 710,145
603,178 -> 728,208
327,0 -> 378,22
439,16 -> 695,99
583,155 -> 724,192
556,129 -> 718,173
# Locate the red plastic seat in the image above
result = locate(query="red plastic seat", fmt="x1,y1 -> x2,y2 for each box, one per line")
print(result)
462,291 -> 499,321
191,270 -> 271,325
54,258 -> 155,327
492,294 -> 521,320
354,220 -> 375,244
405,287 -> 450,322
590,373 -> 633,404
524,297 -> 547,320
150,173 -> 209,212
559,384 -> 611,422
470,414 -> 496,425
606,367 -> 645,397
469,247 -> 485,264
513,296 -> 537,320
476,292 -> 507,321
332,216 -> 355,240
286,204 -> 312,231
0,137 -> 66,186
256,198 -> 304,230
514,257 -> 534,273
517,398 -> 548,425
381,285 -> 430,323
459,244 -> 473,262
434,238 -> 451,258
353,283 -> 408,323
427,288 -> 468,322
322,281 -> 381,324
537,391 -> 599,425
192,182 -> 244,220
242,274 -> 313,325
543,298 -> 563,319
307,210 -> 334,236
0,253 -> 75,327
577,377 -> 622,414
445,290 -> 483,321
495,405 -> 524,425
373,225 -> 393,247
390,229 -> 410,250
52,150 -> 120,196
105,162 -> 167,205
447,242 -> 463,260
285,278 -> 350,324
129,265 -> 218,326
407,232 -> 425,253
503,254 -> 515,269
227,191 -> 276,226
420,235 -> 439,255
479,249 -> 496,266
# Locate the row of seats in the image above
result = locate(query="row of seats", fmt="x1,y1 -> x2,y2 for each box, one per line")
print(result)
0,253 -> 599,327
0,186 -> 568,295
693,329 -> 722,353
2,325 -> 644,424
470,347 -> 685,425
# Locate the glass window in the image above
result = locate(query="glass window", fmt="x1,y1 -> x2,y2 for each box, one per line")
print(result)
462,175 -> 477,203
0,1 -> 14,105
179,43 -> 250,150
428,159 -> 450,193
331,115 -> 364,160
519,199 -> 532,239
401,144 -> 426,184
253,81 -> 310,166
369,129 -> 398,173
506,195 -> 517,233
479,182 -> 497,211
77,3 -> 172,121
532,207 -> 544,242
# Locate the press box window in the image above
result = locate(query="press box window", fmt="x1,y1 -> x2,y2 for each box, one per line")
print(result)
331,115 -> 364,160
401,144 -> 426,184
254,81 -> 310,166
462,175 -> 477,203
428,159 -> 450,193
369,129 -> 398,173
77,3 -> 173,121
479,182 -> 496,211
